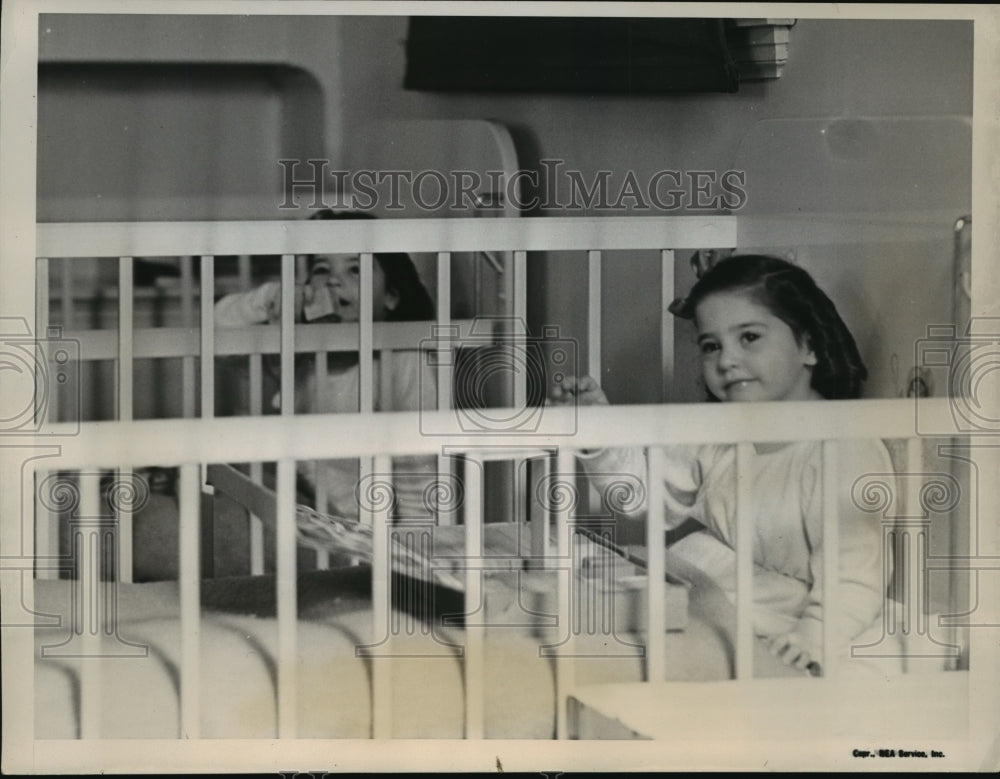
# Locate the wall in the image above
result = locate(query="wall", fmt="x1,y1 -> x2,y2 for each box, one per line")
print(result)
37,13 -> 343,221
335,16 -> 973,403
38,14 -> 974,404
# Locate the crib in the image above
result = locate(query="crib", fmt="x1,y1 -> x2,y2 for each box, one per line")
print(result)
25,212 -> 976,754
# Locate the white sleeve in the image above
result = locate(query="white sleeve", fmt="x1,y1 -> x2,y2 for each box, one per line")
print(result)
213,281 -> 280,327
576,447 -> 648,518
576,445 -> 704,524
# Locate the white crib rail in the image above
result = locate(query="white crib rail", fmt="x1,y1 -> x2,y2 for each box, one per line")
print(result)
37,216 -> 736,257
32,398 -> 961,735
32,216 -> 963,741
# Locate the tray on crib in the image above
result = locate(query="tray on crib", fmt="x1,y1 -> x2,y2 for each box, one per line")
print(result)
205,464 -> 690,631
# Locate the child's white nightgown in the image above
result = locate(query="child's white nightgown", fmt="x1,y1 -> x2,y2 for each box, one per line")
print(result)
215,282 -> 439,521
580,439 -> 903,677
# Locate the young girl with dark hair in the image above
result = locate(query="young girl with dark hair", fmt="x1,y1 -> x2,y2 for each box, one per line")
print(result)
214,210 -> 438,522
553,254 -> 899,678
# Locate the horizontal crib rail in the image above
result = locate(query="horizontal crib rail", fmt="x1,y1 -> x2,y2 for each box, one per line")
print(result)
37,216 -> 738,258
35,397 -> 956,470
57,320 -> 478,360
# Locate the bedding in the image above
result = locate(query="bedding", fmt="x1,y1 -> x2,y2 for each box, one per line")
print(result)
34,536 -> 782,739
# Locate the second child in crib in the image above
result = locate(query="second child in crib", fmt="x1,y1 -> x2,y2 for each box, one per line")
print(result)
552,254 -> 900,677
214,209 -> 438,522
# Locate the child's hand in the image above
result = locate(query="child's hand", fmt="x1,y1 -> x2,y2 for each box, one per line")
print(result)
262,281 -> 310,321
550,375 -> 608,407
767,632 -> 819,673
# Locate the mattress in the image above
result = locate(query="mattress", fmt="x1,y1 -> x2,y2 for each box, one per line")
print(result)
32,546 -> 745,739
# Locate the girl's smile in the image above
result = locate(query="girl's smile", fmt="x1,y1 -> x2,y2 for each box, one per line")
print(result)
694,291 -> 821,402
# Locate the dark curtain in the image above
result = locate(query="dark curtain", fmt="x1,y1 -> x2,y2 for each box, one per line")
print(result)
404,17 -> 739,94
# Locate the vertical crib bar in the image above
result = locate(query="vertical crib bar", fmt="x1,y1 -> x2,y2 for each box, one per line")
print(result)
646,447 -> 667,682
276,257 -> 298,736
180,257 -> 195,419
58,258 -> 74,420
178,463 -> 201,738
463,456 -> 485,739
79,471 -> 103,739
660,249 -> 675,402
199,257 -> 215,419
197,257 -> 215,583
248,355 -> 265,576
474,251 -> 483,316
35,470 -> 59,580
436,253 -> 454,526
509,250 -> 528,526
313,349 -> 329,568
280,255 -> 295,417
587,250 -> 601,380
735,442 -> 754,680
528,454 -> 551,568
276,458 -> 297,738
371,453 -> 392,739
586,250 -> 603,516
512,250 -> 527,411
554,448 -> 575,739
117,258 -> 134,584
436,252 -> 453,409
821,439 -> 839,678
36,258 -> 50,425
116,467 -> 134,585
61,257 -> 76,329
905,437 -> 924,637
359,252 -> 374,414
117,257 -> 134,422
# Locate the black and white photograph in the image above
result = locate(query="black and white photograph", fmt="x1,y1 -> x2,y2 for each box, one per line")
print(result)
1,1 -> 999,773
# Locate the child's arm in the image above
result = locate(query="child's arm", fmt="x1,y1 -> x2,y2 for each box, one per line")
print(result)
214,281 -> 309,327
550,375 -> 646,516
550,375 -> 704,525
772,439 -> 891,672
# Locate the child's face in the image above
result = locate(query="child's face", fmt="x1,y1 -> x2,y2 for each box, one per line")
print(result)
307,254 -> 398,322
694,291 -> 819,402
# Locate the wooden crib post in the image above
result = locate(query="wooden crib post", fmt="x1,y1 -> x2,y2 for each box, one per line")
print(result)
735,442 -> 754,680
34,259 -> 60,580
586,249 -> 603,517
58,257 -> 75,422
359,252 -> 374,415
117,257 -> 134,583
553,447 -> 576,739
821,439 -> 839,678
437,252 -> 455,526
462,454 -> 485,739
646,447 -> 667,683
179,256 -> 195,419
248,351 -> 265,575
313,348 -> 330,569
178,462 -> 202,738
199,256 -> 215,420
276,457 -> 298,738
369,453 -> 393,739
660,249 -> 675,402
528,452 -> 552,569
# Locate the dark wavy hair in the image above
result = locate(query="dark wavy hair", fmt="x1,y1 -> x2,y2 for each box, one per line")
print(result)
675,254 -> 867,400
308,209 -> 435,321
